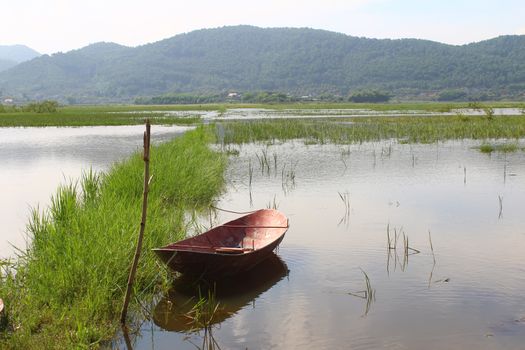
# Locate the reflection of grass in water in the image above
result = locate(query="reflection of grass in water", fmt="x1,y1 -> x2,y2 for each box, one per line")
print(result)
348,269 -> 376,317
386,225 -> 420,273
498,195 -> 503,219
184,289 -> 222,331
281,161 -> 297,194
256,149 -> 271,175
184,289 -> 226,350
338,191 -> 351,225
248,160 -> 254,188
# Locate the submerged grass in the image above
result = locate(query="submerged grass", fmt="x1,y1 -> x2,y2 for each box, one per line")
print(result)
0,126 -> 227,349
478,142 -> 521,153
218,115 -> 525,144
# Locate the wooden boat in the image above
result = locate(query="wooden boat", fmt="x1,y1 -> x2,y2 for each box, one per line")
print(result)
153,209 -> 288,277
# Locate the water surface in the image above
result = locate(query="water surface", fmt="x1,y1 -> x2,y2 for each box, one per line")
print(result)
112,107 -> 524,122
125,139 -> 525,349
0,125 -> 191,257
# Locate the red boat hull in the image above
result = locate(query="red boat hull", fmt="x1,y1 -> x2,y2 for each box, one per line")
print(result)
153,209 -> 288,277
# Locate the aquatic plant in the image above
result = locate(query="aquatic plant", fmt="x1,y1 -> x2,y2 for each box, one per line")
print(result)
184,289 -> 222,331
255,149 -> 271,175
281,161 -> 297,194
338,191 -> 351,218
348,269 -> 376,316
218,114 -> 525,145
266,195 -> 279,210
478,142 -> 519,154
479,143 -> 495,153
386,225 -> 420,272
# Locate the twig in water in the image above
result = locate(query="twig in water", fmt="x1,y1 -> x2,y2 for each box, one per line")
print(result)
428,230 -> 436,288
338,191 -> 351,226
248,160 -> 253,189
504,160 -> 507,184
428,230 -> 436,264
348,268 -> 376,316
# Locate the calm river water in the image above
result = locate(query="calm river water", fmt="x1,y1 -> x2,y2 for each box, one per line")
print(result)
2,125 -> 524,349
0,125 -> 191,257
126,139 -> 525,349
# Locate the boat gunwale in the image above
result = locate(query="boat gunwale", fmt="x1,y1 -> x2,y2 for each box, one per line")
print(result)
153,209 -> 289,256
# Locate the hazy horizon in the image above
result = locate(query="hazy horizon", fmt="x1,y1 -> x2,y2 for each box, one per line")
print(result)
2,0 -> 524,54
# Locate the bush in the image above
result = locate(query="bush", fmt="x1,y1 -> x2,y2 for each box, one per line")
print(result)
437,89 -> 467,101
348,90 -> 391,103
23,100 -> 59,113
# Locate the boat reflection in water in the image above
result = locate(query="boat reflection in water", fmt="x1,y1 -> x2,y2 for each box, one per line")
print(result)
153,253 -> 288,332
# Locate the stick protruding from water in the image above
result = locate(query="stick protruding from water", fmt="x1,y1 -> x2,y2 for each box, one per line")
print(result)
120,119 -> 151,325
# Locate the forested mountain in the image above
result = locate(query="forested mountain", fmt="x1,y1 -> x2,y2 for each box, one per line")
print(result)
1,26 -> 525,103
0,45 -> 40,72
0,59 -> 17,72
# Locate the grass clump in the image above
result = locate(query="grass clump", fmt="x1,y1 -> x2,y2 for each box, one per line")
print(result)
478,142 -> 520,154
0,126 -> 227,349
479,143 -> 495,153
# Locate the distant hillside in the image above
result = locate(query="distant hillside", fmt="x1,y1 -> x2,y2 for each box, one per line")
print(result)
0,59 -> 17,72
0,45 -> 40,72
1,26 -> 525,102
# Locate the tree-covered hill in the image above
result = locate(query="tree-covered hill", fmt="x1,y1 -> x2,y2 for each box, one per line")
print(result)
0,59 -> 17,72
1,26 -> 524,102
0,45 -> 40,73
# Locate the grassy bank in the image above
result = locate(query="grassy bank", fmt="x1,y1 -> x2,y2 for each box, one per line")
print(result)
0,107 -> 201,127
0,126 -> 227,349
1,102 -> 524,127
218,115 -> 525,144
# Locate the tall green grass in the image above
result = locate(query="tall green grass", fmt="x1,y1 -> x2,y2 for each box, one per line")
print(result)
0,108 -> 201,127
218,115 -> 525,144
0,126 -> 226,348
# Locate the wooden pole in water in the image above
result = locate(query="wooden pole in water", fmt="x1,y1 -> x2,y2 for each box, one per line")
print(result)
120,119 -> 151,325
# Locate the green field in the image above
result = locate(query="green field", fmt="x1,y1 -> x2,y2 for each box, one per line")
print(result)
0,102 -> 524,127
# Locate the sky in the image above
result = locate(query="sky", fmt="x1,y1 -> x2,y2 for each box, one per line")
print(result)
1,0 -> 524,54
